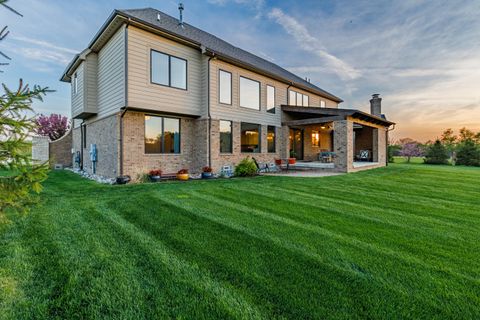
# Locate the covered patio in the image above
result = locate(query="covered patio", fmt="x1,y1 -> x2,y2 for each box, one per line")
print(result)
281,105 -> 394,172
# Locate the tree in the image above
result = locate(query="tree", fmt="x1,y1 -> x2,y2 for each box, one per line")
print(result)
440,128 -> 457,156
1,81 -> 50,212
458,127 -> 476,143
399,141 -> 423,163
456,139 -> 480,167
424,140 -> 449,165
35,113 -> 70,141
0,0 -> 22,73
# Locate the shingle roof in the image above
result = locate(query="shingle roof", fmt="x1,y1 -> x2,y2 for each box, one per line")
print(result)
117,8 -> 342,102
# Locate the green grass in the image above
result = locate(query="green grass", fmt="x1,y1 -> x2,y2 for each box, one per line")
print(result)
1,164 -> 479,319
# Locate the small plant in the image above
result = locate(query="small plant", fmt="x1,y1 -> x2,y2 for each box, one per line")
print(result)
289,150 -> 297,158
177,169 -> 189,174
148,169 -> 162,176
202,166 -> 213,173
137,173 -> 151,183
234,157 -> 257,177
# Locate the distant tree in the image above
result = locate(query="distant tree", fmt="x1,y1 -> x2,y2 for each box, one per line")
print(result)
424,140 -> 449,165
387,144 -> 401,163
458,127 -> 477,143
399,141 -> 423,163
456,139 -> 480,167
440,128 -> 457,157
35,114 -> 70,141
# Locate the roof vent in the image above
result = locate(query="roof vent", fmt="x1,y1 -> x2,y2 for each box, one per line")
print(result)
157,12 -> 161,22
178,3 -> 184,28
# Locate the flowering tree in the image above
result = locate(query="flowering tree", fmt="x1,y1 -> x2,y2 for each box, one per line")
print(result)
399,141 -> 423,163
34,113 -> 70,141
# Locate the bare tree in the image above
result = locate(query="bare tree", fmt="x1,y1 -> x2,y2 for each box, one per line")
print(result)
0,0 -> 23,73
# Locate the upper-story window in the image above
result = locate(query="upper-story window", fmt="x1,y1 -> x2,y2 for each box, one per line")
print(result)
320,100 -> 326,108
219,70 -> 232,105
267,85 -> 275,113
240,76 -> 260,110
73,73 -> 78,95
151,50 -> 187,90
288,89 -> 309,107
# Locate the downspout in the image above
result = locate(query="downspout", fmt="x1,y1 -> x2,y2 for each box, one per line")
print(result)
386,124 -> 396,166
207,53 -> 215,168
80,120 -> 85,170
119,20 -> 130,176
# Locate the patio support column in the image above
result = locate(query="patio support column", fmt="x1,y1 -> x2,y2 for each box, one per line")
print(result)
280,125 -> 290,159
333,120 -> 354,172
372,128 -> 379,162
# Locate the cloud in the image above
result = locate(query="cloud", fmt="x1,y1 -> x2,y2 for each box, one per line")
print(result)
7,35 -> 78,66
207,0 -> 265,17
268,8 -> 361,81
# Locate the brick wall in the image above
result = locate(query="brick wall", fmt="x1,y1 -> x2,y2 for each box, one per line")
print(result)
31,136 -> 49,163
49,129 -> 73,168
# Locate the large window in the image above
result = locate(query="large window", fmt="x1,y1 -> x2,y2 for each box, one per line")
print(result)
145,115 -> 180,154
219,120 -> 232,153
267,85 -> 275,113
288,89 -> 309,107
151,50 -> 187,89
240,77 -> 260,110
241,122 -> 261,153
219,70 -> 232,104
320,100 -> 326,108
267,126 -> 276,153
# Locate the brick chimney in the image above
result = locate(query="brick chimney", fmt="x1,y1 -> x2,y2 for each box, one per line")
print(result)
370,94 -> 382,117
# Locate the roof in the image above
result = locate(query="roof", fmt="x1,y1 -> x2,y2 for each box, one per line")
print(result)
281,105 -> 395,127
61,7 -> 342,102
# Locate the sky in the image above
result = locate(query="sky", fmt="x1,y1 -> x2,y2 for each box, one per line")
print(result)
1,0 -> 479,142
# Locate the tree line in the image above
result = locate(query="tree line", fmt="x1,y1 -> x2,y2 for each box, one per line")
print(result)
389,128 -> 480,166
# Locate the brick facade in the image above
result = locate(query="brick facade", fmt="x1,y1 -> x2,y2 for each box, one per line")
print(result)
49,129 -> 73,168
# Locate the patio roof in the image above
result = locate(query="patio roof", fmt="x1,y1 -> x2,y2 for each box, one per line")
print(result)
281,105 -> 395,127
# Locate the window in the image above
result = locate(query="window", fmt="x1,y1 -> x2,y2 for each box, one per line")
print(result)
73,73 -> 78,95
288,89 -> 309,106
267,126 -> 276,153
219,120 -> 232,153
303,94 -> 309,107
219,70 -> 232,104
151,50 -> 187,89
289,90 -> 296,105
241,122 -> 260,153
267,85 -> 275,113
240,77 -> 260,110
312,130 -> 320,147
145,115 -> 180,154
320,100 -> 326,108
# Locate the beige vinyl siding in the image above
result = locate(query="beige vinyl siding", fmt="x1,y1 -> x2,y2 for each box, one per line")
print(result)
71,63 -> 84,118
127,26 -> 203,116
97,25 -> 126,118
83,53 -> 98,114
210,59 -> 284,126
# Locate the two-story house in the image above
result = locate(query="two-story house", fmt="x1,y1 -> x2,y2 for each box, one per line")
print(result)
60,7 -> 394,179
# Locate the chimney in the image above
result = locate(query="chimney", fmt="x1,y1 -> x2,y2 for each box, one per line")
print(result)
178,3 -> 184,27
370,94 -> 382,117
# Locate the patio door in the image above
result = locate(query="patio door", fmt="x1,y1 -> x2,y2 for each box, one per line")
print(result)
289,128 -> 304,160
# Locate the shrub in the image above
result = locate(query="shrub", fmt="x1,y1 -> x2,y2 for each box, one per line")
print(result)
137,173 -> 151,183
177,169 -> 189,174
234,157 -> 257,177
202,166 -> 213,173
456,140 -> 480,166
424,140 -> 449,165
148,169 -> 162,176
388,145 -> 401,163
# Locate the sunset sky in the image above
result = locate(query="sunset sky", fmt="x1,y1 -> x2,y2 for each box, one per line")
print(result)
1,0 -> 479,142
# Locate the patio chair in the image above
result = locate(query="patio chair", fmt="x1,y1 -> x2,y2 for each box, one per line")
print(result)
266,162 -> 280,173
252,157 -> 269,173
359,150 -> 370,161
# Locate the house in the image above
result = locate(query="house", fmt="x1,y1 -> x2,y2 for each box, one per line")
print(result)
60,6 -> 394,179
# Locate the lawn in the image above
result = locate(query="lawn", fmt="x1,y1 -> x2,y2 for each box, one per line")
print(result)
1,164 -> 479,319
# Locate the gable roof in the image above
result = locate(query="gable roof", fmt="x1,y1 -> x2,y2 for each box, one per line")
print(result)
61,7 -> 342,103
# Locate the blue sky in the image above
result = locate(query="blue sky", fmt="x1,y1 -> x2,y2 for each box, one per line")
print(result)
1,0 -> 480,141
